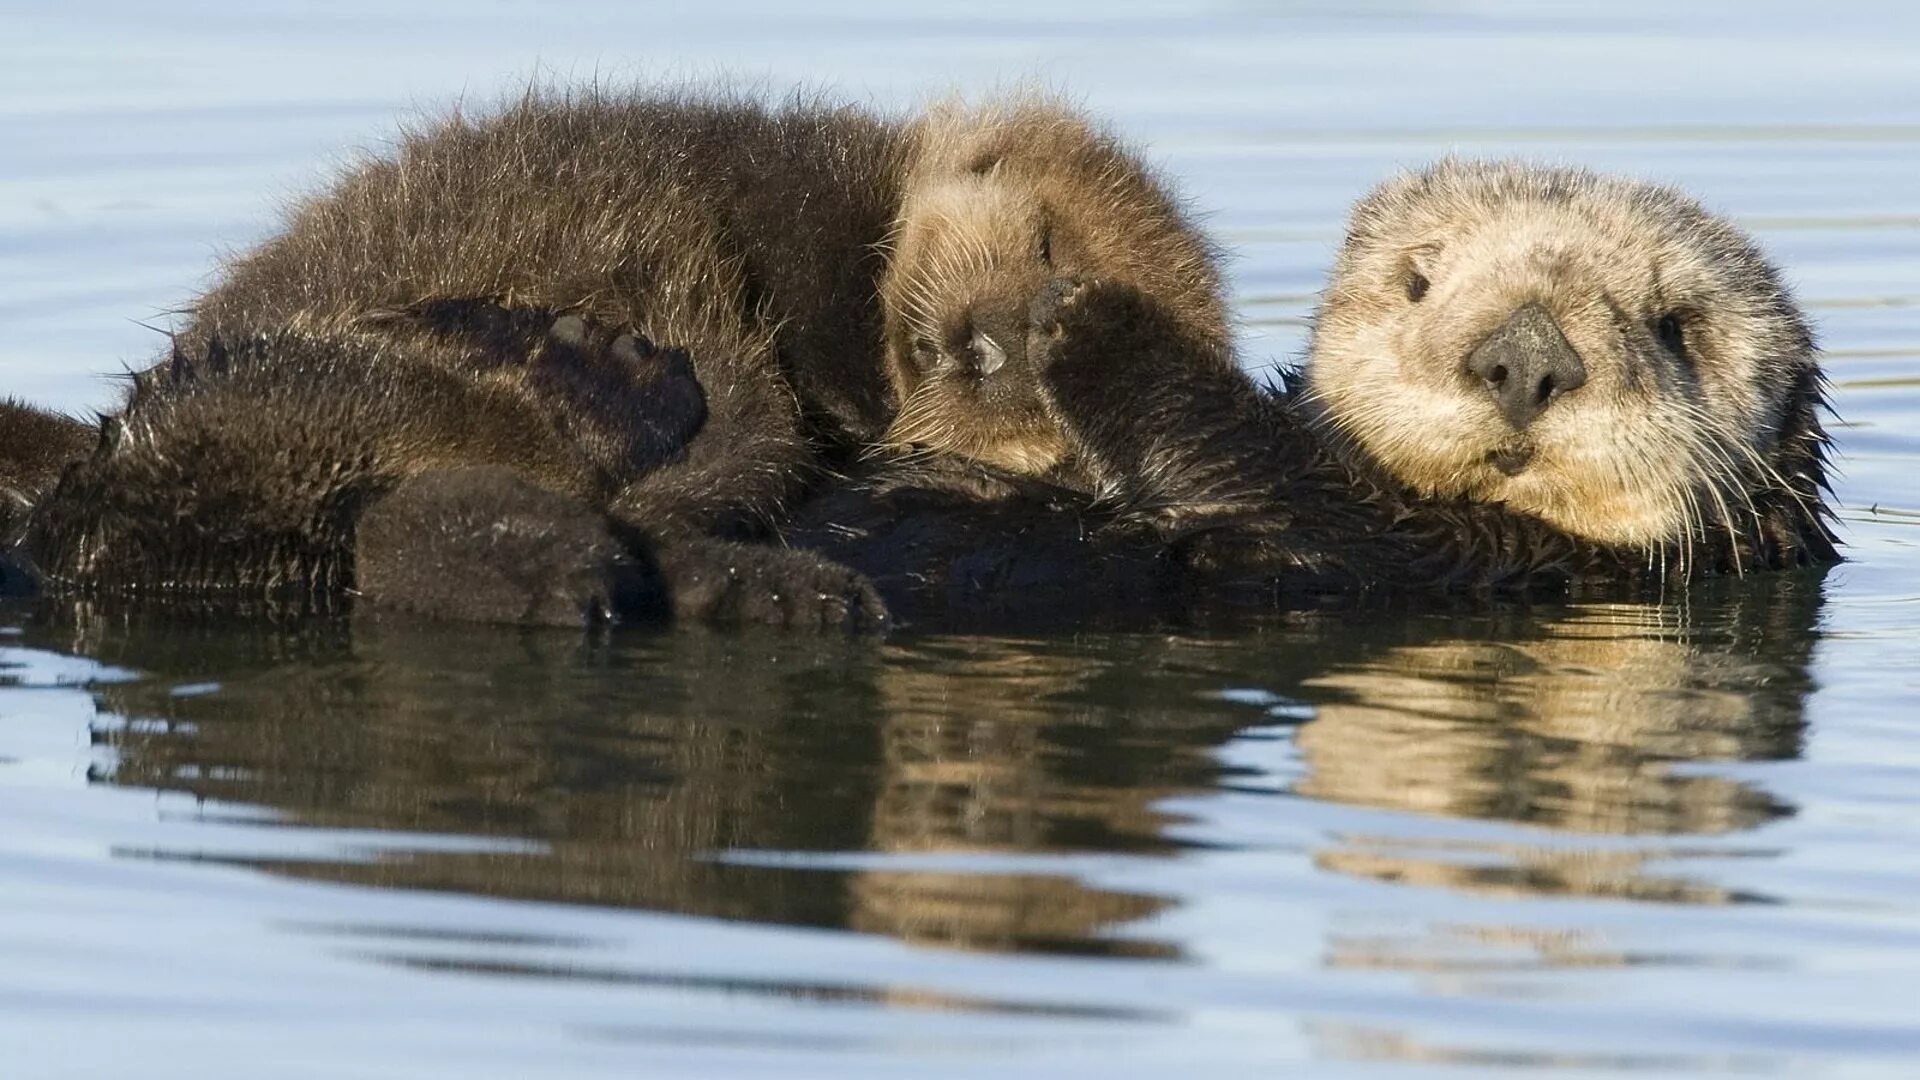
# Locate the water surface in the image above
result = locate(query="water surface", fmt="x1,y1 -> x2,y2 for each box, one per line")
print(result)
4,2 -> 1920,1076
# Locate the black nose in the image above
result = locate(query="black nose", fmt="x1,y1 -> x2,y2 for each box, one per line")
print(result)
1464,303 -> 1588,430
966,309 -> 1028,378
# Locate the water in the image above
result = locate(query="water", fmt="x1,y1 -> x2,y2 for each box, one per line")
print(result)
4,2 -> 1920,1076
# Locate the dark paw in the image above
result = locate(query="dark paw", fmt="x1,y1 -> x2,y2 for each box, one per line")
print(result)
356,466 -> 663,628
655,539 -> 890,634
389,300 -> 708,478
1027,275 -> 1093,354
1027,276 -> 1159,396
532,315 -> 707,477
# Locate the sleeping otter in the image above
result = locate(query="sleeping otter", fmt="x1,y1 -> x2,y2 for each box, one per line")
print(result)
1,157 -> 1836,629
786,160 -> 1840,624
2,87 -> 1226,627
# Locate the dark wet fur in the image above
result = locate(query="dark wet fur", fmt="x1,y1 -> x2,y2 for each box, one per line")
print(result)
0,399 -> 92,594
0,94 -> 1838,630
0,89 -> 929,628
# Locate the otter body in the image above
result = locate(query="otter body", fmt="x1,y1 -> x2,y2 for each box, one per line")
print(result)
5,88 -> 1227,627
782,161 -> 1840,625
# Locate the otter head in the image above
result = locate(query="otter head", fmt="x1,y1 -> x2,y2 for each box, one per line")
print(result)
879,96 -> 1230,477
1304,159 -> 1835,563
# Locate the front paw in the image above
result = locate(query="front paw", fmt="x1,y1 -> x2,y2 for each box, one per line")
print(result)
655,539 -> 890,634
1027,277 -> 1162,401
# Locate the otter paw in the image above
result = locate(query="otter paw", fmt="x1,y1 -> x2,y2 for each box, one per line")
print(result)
655,538 -> 890,634
356,466 -> 661,628
1027,276 -> 1158,391
1027,275 -> 1093,350
530,315 -> 708,475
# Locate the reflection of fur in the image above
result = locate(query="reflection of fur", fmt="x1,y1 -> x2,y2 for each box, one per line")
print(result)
4,89 -> 1223,628
1290,579 -> 1822,909
850,643 -> 1203,955
78,621 -> 1248,958
65,577 -> 1820,957
1296,619 -> 1796,837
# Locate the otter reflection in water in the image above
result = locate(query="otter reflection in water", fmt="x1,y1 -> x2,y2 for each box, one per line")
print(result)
66,575 -> 1820,958
79,621 -> 1240,958
1296,576 -> 1823,908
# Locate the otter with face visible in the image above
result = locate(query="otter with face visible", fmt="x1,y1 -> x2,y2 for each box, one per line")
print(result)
0,88 -> 1226,628
1301,159 -> 1835,565
0,153 -> 1836,629
789,160 -> 1839,623
879,100 -> 1229,477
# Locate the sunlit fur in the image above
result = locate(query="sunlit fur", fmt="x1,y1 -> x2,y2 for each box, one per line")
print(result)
878,96 -> 1230,477
1303,160 -> 1830,563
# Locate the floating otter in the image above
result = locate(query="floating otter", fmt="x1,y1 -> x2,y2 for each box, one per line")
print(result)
0,154 -> 1837,629
2,87 -> 1227,628
786,161 -> 1840,624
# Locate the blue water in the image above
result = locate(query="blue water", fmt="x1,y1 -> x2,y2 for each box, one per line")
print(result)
4,2 -> 1920,1076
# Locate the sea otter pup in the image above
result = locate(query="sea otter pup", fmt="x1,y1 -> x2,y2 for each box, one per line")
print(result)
3,87 -> 1227,628
788,160 -> 1839,623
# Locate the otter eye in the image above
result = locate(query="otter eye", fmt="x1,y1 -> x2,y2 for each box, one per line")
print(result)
1655,312 -> 1689,361
1405,271 -> 1430,303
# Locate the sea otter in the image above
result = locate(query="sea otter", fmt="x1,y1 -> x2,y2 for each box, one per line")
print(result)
0,157 -> 1836,629
1,87 -> 1227,628
785,160 -> 1840,624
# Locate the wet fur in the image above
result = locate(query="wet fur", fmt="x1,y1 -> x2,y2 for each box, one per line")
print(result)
0,144 -> 1837,629
1,87 -> 1217,628
784,194 -> 1839,627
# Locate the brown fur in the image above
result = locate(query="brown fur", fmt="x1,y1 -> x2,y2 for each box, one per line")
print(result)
785,161 -> 1843,625
6,87 -> 1227,626
878,98 -> 1230,477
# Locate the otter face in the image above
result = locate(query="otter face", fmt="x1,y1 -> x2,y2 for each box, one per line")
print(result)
1305,160 -> 1821,551
880,165 -> 1069,475
880,98 -> 1230,477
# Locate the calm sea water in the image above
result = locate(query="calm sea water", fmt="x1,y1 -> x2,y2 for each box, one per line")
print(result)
4,2 -> 1920,1076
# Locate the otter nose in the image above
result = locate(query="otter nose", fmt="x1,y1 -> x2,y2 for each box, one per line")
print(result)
967,310 -> 1027,378
968,329 -> 1008,375
1464,303 -> 1588,430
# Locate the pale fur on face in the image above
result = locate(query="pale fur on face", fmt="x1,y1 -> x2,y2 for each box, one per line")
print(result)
877,93 -> 1229,476
1304,159 -> 1816,552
